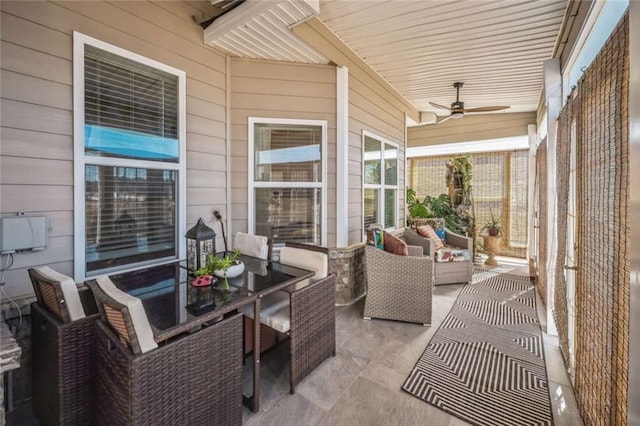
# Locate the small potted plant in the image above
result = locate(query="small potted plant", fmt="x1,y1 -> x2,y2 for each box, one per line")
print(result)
481,210 -> 502,266
482,209 -> 503,237
195,249 -> 244,288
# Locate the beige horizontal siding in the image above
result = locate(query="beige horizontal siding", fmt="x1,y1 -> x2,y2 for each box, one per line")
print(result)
229,57 -> 337,247
1,128 -> 72,160
0,157 -> 71,186
407,111 -> 536,146
348,74 -> 407,245
0,0 -> 228,300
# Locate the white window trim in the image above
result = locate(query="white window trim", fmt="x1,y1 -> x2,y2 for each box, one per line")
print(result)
561,0 -> 629,102
72,32 -> 186,282
362,130 -> 400,237
248,117 -> 328,247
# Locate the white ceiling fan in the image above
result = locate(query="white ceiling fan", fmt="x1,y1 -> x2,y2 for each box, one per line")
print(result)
429,82 -> 510,124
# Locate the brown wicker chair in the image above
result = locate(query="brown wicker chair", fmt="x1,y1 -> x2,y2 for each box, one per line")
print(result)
29,267 -> 99,426
403,227 -> 473,285
241,242 -> 336,394
363,244 -> 434,325
283,243 -> 336,393
87,279 -> 244,426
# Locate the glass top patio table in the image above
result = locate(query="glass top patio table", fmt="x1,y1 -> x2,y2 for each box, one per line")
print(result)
107,253 -> 314,342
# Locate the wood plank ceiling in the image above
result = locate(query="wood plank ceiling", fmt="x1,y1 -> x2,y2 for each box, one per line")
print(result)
204,0 -> 568,116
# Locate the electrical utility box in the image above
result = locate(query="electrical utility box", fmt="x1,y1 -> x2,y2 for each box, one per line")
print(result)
0,216 -> 48,254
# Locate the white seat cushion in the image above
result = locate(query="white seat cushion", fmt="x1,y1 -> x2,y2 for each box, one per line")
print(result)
261,304 -> 290,333
36,267 -> 86,321
279,247 -> 328,290
240,291 -> 291,333
96,276 -> 158,353
241,247 -> 329,334
234,232 -> 269,260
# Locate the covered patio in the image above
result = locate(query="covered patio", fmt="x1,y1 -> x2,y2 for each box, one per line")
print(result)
0,1 -> 637,425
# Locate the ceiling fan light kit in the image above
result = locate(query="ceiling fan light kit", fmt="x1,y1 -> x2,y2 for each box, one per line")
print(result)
428,82 -> 509,124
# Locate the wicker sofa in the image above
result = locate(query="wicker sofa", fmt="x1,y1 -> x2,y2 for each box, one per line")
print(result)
403,227 -> 473,285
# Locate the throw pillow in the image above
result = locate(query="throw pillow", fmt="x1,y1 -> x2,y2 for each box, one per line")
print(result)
416,225 -> 444,250
383,231 -> 408,256
426,218 -> 445,232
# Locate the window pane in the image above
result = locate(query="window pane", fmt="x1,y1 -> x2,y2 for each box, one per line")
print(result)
384,189 -> 396,229
84,45 -> 179,162
364,189 -> 379,229
384,143 -> 398,185
255,188 -> 322,245
364,136 -> 381,185
254,123 -> 322,182
85,165 -> 177,272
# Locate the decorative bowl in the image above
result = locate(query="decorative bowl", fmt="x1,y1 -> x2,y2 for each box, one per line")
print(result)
213,261 -> 245,279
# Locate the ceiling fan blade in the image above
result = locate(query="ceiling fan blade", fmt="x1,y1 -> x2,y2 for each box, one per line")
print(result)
462,105 -> 510,113
436,115 -> 454,125
429,102 -> 451,111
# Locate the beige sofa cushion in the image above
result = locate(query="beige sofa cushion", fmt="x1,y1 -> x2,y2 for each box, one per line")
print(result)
417,225 -> 444,250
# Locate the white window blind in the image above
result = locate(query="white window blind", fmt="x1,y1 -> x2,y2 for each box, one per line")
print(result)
250,119 -> 327,246
74,34 -> 185,279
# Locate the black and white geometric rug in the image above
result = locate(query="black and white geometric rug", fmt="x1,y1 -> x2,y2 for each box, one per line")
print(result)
402,268 -> 553,426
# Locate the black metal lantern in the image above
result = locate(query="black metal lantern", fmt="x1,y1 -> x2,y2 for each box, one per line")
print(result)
186,218 -> 216,272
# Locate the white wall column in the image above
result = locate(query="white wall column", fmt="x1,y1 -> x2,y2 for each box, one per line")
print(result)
336,66 -> 349,248
526,124 -> 538,265
225,55 -> 233,243
543,58 -> 561,336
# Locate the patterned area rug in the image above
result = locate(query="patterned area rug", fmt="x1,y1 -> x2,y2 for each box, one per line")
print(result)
402,268 -> 553,426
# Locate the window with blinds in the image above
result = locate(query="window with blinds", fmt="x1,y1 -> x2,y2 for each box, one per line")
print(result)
84,45 -> 179,162
363,133 -> 399,231
251,120 -> 326,246
75,35 -> 184,278
409,150 -> 528,258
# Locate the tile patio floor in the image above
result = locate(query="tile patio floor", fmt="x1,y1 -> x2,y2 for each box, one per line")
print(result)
242,264 -> 584,426
8,264 -> 584,426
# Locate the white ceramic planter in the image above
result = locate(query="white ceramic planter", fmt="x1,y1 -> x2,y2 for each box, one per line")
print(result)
213,261 -> 245,278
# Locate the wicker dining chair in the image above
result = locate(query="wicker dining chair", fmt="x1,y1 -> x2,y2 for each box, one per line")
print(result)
29,267 -> 99,426
281,243 -> 336,393
233,232 -> 273,260
363,244 -> 434,325
87,278 -> 243,426
241,242 -> 336,393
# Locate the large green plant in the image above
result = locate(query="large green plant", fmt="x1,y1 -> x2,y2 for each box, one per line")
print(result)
406,189 -> 465,235
407,188 -> 429,219
424,194 -> 465,234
